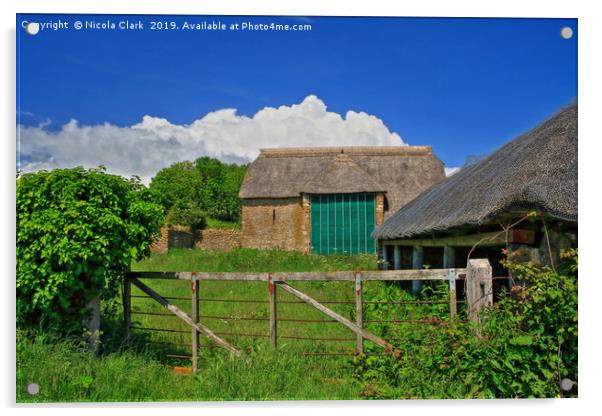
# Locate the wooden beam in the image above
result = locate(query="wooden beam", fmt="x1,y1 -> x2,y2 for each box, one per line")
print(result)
191,274 -> 200,373
381,245 -> 388,270
393,245 -> 401,270
382,231 -> 506,248
129,269 -> 468,282
128,271 -> 269,281
448,269 -> 457,319
130,278 -> 242,357
443,246 -> 456,269
277,282 -> 401,357
412,246 -> 424,294
268,273 -> 277,348
355,273 -> 363,354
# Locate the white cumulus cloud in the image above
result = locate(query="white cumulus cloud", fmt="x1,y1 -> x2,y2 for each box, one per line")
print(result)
17,95 -> 405,183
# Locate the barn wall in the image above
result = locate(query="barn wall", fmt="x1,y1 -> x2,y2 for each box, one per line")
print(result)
240,197 -> 309,252
376,193 -> 385,225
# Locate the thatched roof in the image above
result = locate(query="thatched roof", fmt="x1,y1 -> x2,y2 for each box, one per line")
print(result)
373,104 -> 578,240
239,146 -> 445,219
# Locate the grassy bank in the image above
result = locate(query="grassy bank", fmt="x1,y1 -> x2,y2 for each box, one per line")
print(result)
133,247 -> 378,272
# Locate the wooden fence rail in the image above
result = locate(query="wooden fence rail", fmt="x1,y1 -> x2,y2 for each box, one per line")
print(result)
125,261 -> 491,372
127,268 -> 468,282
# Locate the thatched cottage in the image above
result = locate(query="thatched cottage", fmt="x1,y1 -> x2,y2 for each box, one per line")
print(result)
373,104 -> 578,279
239,146 -> 445,254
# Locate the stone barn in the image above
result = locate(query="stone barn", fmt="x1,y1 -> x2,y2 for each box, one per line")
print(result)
238,146 -> 445,254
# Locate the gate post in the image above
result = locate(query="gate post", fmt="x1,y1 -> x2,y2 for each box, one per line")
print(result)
191,273 -> 200,373
355,272 -> 363,354
466,259 -> 493,322
268,273 -> 277,348
123,276 -> 131,340
447,269 -> 457,319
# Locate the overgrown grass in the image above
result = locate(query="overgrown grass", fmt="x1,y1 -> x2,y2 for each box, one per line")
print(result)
17,331 -> 360,402
17,249 -> 383,402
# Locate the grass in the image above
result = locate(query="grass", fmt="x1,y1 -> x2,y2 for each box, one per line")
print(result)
17,248 -> 384,402
17,331 -> 361,402
133,247 -> 377,272
204,217 -> 240,230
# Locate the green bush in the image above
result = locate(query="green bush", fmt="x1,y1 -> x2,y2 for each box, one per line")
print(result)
195,156 -> 247,222
148,161 -> 202,212
149,157 -> 247,224
16,167 -> 164,333
165,201 -> 206,231
352,249 -> 578,398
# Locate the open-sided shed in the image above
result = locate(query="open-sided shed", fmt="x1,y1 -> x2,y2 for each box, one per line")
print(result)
373,104 -> 578,279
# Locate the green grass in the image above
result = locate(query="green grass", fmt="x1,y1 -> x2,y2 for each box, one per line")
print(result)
17,331 -> 361,402
204,217 -> 240,230
17,248 -> 384,402
133,247 -> 377,272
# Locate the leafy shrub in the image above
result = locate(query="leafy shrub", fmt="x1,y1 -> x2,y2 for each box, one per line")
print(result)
165,201 -> 206,231
352,250 -> 578,398
16,167 -> 164,333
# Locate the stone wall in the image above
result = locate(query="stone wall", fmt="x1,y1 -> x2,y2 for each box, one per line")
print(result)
240,197 -> 309,252
376,193 -> 385,226
151,226 -> 241,253
195,229 -> 241,251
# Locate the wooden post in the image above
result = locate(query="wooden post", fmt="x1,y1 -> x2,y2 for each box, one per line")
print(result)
412,245 -> 424,294
466,259 -> 493,322
444,246 -> 457,318
268,272 -> 277,348
393,245 -> 401,270
191,273 -> 200,373
84,294 -> 101,354
447,269 -> 457,319
123,277 -> 131,340
355,272 -> 363,354
443,246 -> 455,269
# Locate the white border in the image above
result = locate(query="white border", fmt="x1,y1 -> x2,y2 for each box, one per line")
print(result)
2,1 -> 600,415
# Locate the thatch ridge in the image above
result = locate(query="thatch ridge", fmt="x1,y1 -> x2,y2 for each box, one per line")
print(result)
259,146 -> 433,157
372,104 -> 578,240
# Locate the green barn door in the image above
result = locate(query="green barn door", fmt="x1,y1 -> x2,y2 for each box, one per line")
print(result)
310,193 -> 376,255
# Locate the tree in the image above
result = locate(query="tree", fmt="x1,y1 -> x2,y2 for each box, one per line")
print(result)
16,167 -> 164,333
148,161 -> 202,212
149,157 -> 247,225
195,157 -> 247,222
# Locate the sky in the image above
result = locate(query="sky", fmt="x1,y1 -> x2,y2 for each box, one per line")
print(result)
16,14 -> 577,182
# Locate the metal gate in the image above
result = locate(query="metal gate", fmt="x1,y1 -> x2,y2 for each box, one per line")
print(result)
310,193 -> 376,255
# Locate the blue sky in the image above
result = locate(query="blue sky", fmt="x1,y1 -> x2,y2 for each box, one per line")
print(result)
16,14 -> 577,178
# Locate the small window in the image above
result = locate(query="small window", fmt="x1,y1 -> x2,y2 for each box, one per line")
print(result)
272,209 -> 276,224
